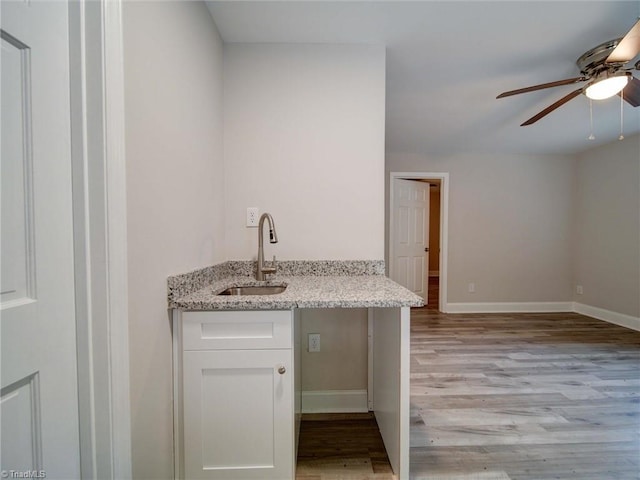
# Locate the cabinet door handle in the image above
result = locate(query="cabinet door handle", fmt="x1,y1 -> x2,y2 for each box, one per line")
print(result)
277,365 -> 286,375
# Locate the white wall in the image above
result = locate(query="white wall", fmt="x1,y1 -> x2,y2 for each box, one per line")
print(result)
387,152 -> 575,305
223,44 -> 386,260
123,2 -> 224,478
573,134 -> 640,318
300,309 -> 368,392
223,44 -> 386,398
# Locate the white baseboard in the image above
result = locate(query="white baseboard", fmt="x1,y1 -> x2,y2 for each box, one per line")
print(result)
443,301 -> 640,332
573,302 -> 640,332
445,302 -> 574,313
301,389 -> 368,414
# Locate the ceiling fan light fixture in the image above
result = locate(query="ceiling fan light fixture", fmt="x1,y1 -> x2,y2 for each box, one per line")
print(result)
585,73 -> 630,100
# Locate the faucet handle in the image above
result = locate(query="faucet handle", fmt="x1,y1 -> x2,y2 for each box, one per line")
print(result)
261,256 -> 278,279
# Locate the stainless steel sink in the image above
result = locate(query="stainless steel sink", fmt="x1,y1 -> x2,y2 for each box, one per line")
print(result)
218,285 -> 287,296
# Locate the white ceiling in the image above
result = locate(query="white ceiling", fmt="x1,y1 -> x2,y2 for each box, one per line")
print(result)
206,1 -> 640,156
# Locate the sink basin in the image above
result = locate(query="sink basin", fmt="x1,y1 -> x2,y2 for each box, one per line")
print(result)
218,285 -> 287,296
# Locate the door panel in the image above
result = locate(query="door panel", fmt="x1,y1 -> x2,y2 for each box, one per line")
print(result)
391,179 -> 430,301
1,30 -> 35,307
1,2 -> 80,477
0,374 -> 41,471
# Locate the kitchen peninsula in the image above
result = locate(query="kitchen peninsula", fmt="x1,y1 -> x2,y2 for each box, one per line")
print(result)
168,260 -> 422,480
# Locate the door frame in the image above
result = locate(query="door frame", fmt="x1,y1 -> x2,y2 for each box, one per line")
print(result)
69,1 -> 131,478
389,172 -> 449,312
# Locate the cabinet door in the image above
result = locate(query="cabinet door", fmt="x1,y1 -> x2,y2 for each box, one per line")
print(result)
183,349 -> 293,480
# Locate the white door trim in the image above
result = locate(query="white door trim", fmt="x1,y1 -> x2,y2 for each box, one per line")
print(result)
103,2 -> 132,477
389,172 -> 449,312
69,1 -> 131,478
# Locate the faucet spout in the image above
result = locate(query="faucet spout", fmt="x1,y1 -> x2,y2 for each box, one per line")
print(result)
257,213 -> 278,281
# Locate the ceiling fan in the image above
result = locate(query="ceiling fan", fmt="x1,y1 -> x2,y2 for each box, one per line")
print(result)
497,18 -> 640,126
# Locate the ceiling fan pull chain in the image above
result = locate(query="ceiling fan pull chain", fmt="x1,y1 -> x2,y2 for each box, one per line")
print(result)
588,99 -> 595,140
619,90 -> 625,141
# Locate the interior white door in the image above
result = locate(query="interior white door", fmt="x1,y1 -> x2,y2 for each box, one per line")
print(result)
1,2 -> 80,478
391,179 -> 430,302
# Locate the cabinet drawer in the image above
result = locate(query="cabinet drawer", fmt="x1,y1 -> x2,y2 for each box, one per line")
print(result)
182,310 -> 292,350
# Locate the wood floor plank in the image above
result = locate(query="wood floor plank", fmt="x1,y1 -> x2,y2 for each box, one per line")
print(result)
296,413 -> 395,480
410,308 -> 640,480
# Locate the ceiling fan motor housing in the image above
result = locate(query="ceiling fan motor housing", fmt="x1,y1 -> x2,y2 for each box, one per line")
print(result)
577,38 -> 625,78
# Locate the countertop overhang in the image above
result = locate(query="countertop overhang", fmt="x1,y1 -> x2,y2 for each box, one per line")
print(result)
168,260 -> 424,311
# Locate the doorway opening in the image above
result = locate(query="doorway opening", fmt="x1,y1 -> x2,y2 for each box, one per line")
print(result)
389,172 -> 449,312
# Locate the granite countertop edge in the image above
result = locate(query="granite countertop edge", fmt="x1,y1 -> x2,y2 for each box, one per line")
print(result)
168,260 -> 424,311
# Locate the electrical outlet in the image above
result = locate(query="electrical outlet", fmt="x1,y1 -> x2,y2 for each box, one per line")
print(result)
576,285 -> 583,295
308,333 -> 320,353
246,207 -> 259,227
468,282 -> 476,293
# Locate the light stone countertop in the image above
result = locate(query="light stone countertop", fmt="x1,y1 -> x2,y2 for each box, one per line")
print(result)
168,260 -> 424,311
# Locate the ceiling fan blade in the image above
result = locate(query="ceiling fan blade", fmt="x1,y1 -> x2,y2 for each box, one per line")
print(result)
620,76 -> 640,107
606,18 -> 640,63
497,77 -> 587,98
520,87 -> 584,126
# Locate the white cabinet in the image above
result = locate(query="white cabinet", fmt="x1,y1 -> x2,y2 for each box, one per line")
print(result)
174,310 -> 300,480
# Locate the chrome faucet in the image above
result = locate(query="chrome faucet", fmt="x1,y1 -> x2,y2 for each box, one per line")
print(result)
256,213 -> 278,281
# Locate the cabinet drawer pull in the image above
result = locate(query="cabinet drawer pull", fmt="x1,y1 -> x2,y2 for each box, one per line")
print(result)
277,365 -> 286,375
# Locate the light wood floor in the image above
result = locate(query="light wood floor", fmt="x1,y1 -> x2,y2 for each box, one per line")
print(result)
296,302 -> 640,479
410,309 -> 640,480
